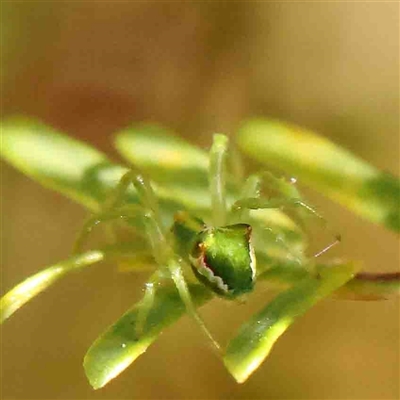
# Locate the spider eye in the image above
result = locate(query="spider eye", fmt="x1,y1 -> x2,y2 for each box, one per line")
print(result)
190,224 -> 256,298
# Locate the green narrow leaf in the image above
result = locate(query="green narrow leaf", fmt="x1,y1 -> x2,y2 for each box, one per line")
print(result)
0,117 -> 189,224
83,284 -> 212,389
114,123 -> 209,185
237,119 -> 400,232
0,250 -> 105,323
223,261 -> 358,383
1,117 -> 119,210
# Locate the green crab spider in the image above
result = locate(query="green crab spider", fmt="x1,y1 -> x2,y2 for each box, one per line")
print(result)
1,118 -> 399,391
73,134 -> 328,353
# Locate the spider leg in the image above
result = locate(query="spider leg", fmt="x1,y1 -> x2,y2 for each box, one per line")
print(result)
258,171 -> 324,223
232,196 -> 323,221
229,170 -> 324,226
167,258 -> 221,353
141,206 -> 222,353
73,168 -> 153,253
227,142 -> 245,187
231,173 -> 341,260
227,173 -> 317,262
131,172 -> 222,352
209,134 -> 229,226
135,268 -> 168,336
73,204 -> 142,254
231,174 -> 263,222
313,234 -> 342,258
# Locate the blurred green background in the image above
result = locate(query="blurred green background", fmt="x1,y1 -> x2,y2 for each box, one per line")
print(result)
1,2 -> 399,399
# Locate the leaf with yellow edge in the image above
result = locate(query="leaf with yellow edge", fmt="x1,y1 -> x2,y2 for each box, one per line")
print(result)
115,123 -> 209,185
237,119 -> 400,232
84,283 -> 212,389
224,261 -> 359,383
0,251 -> 105,323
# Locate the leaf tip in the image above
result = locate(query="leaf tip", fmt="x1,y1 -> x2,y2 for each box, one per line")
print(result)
223,356 -> 252,384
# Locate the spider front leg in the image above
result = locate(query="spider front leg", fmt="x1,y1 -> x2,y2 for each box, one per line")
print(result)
209,134 -> 229,226
232,196 -> 323,219
231,173 -> 340,258
217,139 -> 321,224
232,170 -> 324,223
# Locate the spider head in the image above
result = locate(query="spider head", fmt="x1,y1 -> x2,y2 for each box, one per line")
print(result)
189,224 -> 256,299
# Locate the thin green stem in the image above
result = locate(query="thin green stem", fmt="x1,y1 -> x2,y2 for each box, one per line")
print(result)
335,271 -> 400,300
258,264 -> 400,301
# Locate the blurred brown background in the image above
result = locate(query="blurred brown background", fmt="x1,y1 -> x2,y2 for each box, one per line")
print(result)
1,2 -> 399,399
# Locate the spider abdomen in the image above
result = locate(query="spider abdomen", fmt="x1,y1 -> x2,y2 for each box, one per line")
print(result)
190,224 -> 256,298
